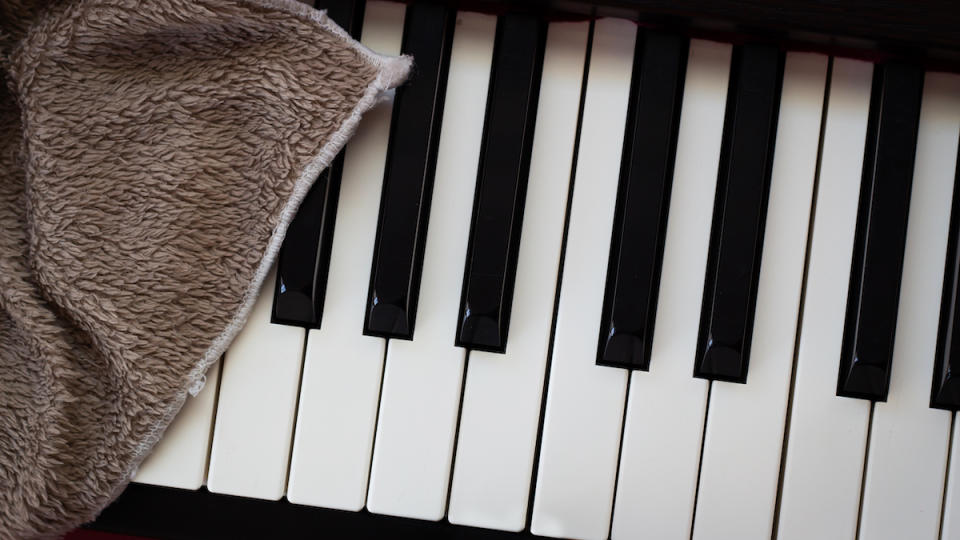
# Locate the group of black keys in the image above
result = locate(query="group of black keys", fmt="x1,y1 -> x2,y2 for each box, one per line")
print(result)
270,0 -> 960,411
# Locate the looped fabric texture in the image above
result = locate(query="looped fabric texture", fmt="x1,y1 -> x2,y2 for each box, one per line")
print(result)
0,0 -> 411,537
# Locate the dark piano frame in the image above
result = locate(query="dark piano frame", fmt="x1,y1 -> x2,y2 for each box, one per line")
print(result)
87,0 -> 960,537
448,0 -> 960,70
90,483 -> 525,539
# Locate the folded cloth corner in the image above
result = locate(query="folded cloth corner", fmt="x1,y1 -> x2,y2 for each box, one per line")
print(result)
0,0 -> 410,537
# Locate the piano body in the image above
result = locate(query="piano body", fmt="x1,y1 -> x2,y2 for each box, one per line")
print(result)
87,0 -> 960,538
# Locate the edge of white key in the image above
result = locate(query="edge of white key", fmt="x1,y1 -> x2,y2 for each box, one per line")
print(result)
611,38 -> 731,540
134,359 -> 222,490
530,18 -> 636,540
691,52 -> 827,540
776,57 -> 875,540
286,0 -> 404,511
364,11 -> 497,521
447,20 -> 589,532
206,266 -> 305,500
859,71 -> 960,540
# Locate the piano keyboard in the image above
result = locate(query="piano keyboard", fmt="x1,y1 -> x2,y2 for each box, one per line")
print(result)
129,1 -> 960,538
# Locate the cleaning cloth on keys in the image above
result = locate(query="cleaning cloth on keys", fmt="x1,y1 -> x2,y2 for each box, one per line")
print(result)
0,0 -> 410,537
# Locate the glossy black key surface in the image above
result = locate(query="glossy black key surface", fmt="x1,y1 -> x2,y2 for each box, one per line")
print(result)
364,3 -> 456,339
693,44 -> 784,383
596,31 -> 688,370
272,158 -> 345,327
456,15 -> 547,353
837,63 -> 924,402
271,0 -> 364,328
932,154 -> 960,410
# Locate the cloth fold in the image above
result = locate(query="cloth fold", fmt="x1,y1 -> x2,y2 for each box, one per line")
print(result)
0,0 -> 411,537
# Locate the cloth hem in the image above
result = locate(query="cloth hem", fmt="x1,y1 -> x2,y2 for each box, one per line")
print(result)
83,0 -> 411,528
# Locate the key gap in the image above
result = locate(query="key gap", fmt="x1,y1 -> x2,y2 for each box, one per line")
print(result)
521,19 -> 594,534
940,412 -> 956,540
688,381 -> 713,539
607,373 -> 634,540
443,352 -> 471,520
854,402 -> 875,539
362,338 -> 391,511
201,354 -> 227,487
771,54 -> 833,540
282,329 -> 311,498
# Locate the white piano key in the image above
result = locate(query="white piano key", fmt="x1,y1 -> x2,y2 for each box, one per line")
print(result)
447,21 -> 588,532
364,11 -> 496,521
285,0 -> 403,511
529,19 -> 636,540
858,72 -> 960,540
776,57 -> 875,540
134,359 -> 222,490
206,265 -> 305,500
943,420 -> 960,540
610,39 -> 731,540
691,52 -> 827,540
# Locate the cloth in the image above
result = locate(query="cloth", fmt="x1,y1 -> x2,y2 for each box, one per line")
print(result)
0,0 -> 410,537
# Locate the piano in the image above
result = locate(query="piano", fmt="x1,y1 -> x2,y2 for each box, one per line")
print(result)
87,0 -> 960,538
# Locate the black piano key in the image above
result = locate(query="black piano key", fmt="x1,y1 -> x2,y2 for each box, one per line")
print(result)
272,158 -> 345,327
271,0 -> 364,328
364,4 -> 456,340
932,153 -> 960,410
837,63 -> 924,402
455,15 -> 547,353
693,45 -> 784,383
596,31 -> 689,370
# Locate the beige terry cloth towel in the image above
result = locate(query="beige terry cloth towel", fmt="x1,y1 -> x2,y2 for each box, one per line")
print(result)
0,0 -> 411,537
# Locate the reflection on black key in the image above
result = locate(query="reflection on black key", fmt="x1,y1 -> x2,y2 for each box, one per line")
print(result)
273,159 -> 345,327
694,45 -> 784,383
838,63 -> 924,402
596,31 -> 688,370
364,4 -> 456,339
456,15 -> 547,353
932,154 -> 960,410
271,0 -> 364,328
